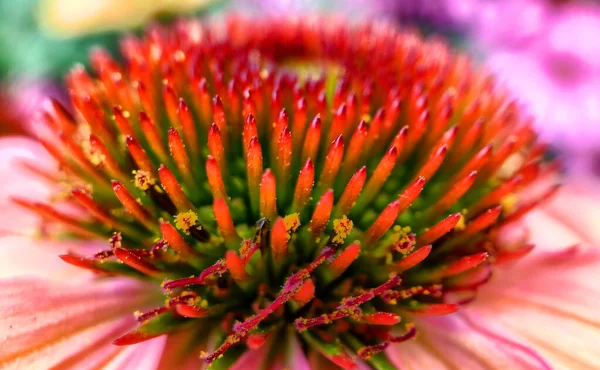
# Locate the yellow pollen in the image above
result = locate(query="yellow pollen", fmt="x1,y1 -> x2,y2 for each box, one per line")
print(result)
175,210 -> 200,234
454,214 -> 466,231
133,170 -> 155,191
283,213 -> 301,232
331,216 -> 353,245
361,113 -> 372,123
501,193 -> 518,214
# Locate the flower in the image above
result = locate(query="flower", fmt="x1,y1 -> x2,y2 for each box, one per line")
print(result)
1,16 -> 596,369
454,0 -> 600,176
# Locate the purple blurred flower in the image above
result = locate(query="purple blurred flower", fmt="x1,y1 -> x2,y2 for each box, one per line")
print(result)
459,0 -> 600,173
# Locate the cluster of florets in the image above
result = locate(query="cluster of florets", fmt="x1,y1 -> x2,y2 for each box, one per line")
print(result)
19,17 -> 557,368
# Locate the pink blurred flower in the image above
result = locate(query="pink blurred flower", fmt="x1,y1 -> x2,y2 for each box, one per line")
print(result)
458,0 -> 600,174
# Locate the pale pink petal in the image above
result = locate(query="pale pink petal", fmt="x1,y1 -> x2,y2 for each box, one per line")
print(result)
532,177 -> 600,247
0,277 -> 159,367
1,316 -> 133,370
0,235 -> 101,281
388,313 -> 551,370
102,336 -> 168,370
466,245 -> 600,369
0,137 -> 55,236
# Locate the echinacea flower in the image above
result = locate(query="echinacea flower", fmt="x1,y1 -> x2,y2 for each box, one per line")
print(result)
1,16 -> 598,369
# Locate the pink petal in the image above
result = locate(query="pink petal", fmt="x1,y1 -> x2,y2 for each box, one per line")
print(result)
1,316 -> 132,370
0,137 -> 55,236
387,313 -> 551,369
0,277 -> 158,366
103,336 -> 168,370
0,235 -> 102,281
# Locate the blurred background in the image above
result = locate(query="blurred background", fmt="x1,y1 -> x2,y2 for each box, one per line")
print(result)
1,0 -> 598,177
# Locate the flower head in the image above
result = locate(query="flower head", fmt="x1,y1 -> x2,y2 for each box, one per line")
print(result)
4,16 -> 569,368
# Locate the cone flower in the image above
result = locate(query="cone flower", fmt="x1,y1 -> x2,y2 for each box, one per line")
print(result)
1,17 -> 599,369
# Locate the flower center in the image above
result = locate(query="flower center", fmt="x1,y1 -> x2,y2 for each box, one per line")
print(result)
21,17 -> 557,368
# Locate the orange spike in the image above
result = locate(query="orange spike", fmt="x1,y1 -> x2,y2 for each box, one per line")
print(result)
393,245 -> 432,272
316,135 -> 344,195
292,96 -> 308,153
360,146 -> 398,207
163,84 -> 180,129
327,103 -> 347,143
270,218 -> 289,262
191,78 -> 212,126
276,126 -> 292,193
329,242 -> 360,278
208,123 -> 226,173
341,120 -> 368,178
112,106 -> 135,137
363,200 -> 401,245
429,171 -> 477,217
140,112 -> 168,163
293,279 -> 315,307
292,159 -> 315,213
242,88 -> 256,119
177,99 -> 200,158
246,137 -> 263,214
111,180 -> 155,230
168,128 -> 194,185
243,114 -> 258,157
335,166 -> 367,217
137,81 -> 157,121
448,145 -> 491,185
363,108 -> 385,155
160,221 -> 199,261
391,126 -> 408,157
205,156 -> 228,200
461,206 -> 502,237
449,119 -> 483,166
470,174 -> 522,215
114,247 -> 162,276
484,138 -> 518,177
410,303 -> 459,316
397,176 -> 427,214
89,134 -> 125,179
226,250 -> 250,282
260,170 -> 277,220
436,252 -> 488,278
401,110 -> 428,160
71,188 -> 114,226
412,145 -> 447,182
159,164 -> 193,212
501,185 -> 560,226
59,134 -> 105,184
212,95 -> 229,148
417,213 -> 461,246
273,109 -> 289,158
126,136 -> 154,174
46,98 -> 78,134
12,198 -> 98,238
176,304 -> 210,318
213,198 -> 241,250
310,189 -> 334,238
363,312 -> 401,325
302,115 -> 321,163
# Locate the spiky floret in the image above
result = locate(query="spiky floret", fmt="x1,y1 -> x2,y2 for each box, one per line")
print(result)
20,16 -> 559,369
